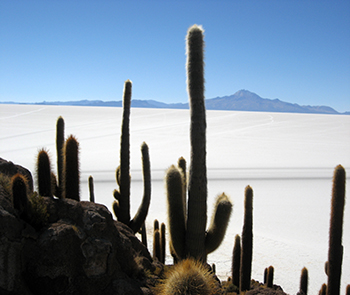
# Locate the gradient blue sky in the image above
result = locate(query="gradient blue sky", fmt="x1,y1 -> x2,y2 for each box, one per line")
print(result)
1,0 -> 349,112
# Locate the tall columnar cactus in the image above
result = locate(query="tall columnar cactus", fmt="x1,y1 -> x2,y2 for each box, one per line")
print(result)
113,80 -> 151,234
299,267 -> 308,295
240,185 -> 253,292
231,234 -> 241,289
63,135 -> 80,201
11,173 -> 30,221
186,24 -> 207,261
36,148 -> 52,197
165,25 -> 232,263
327,165 -> 346,295
56,116 -> 64,199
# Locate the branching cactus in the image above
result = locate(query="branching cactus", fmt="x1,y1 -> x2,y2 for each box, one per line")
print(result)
36,148 -> 52,197
327,165 -> 346,295
56,116 -> 64,199
113,80 -> 151,234
63,135 -> 80,201
165,25 -> 233,262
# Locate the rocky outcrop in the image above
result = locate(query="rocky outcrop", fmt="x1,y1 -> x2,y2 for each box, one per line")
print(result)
0,174 -> 160,295
0,158 -> 33,192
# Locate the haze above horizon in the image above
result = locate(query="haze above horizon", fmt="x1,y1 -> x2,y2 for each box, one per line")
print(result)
1,1 -> 349,112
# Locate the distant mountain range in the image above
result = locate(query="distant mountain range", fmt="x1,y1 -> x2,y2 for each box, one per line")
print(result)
2,90 -> 349,115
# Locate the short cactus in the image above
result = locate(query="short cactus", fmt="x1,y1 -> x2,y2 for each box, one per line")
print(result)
160,222 -> 166,264
319,284 -> 327,295
266,265 -> 274,288
11,173 -> 30,221
88,175 -> 95,202
36,148 -> 52,197
63,135 -> 80,201
231,234 -> 241,289
299,267 -> 308,295
153,229 -> 161,261
327,165 -> 346,295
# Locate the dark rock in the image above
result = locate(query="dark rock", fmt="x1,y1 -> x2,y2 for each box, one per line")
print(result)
0,158 -> 33,192
0,185 -> 158,294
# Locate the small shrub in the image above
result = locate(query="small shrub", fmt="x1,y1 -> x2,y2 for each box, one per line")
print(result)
29,192 -> 49,229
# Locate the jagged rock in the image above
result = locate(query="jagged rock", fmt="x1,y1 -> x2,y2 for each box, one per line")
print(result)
0,173 -> 160,295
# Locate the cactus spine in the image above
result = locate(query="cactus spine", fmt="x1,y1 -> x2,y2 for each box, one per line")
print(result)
231,234 -> 241,289
63,135 -> 80,201
113,80 -> 151,234
240,185 -> 253,292
165,24 -> 232,263
327,165 -> 346,295
36,148 -> 52,197
299,267 -> 308,295
56,116 -> 64,199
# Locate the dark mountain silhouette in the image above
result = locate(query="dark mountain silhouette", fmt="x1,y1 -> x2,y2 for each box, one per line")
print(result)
1,90 -> 347,114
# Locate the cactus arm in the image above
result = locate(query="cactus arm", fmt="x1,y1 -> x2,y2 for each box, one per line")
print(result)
129,142 -> 151,233
186,24 -> 207,261
118,80 -> 132,224
327,165 -> 346,295
63,135 -> 80,201
56,116 -> 64,199
205,193 -> 232,254
240,185 -> 253,292
165,165 -> 186,260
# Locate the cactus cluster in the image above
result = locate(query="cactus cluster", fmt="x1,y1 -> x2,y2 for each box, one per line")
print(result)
152,219 -> 166,263
35,117 -> 80,201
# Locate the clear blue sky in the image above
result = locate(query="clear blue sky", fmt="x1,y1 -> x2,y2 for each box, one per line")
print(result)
1,0 -> 349,112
